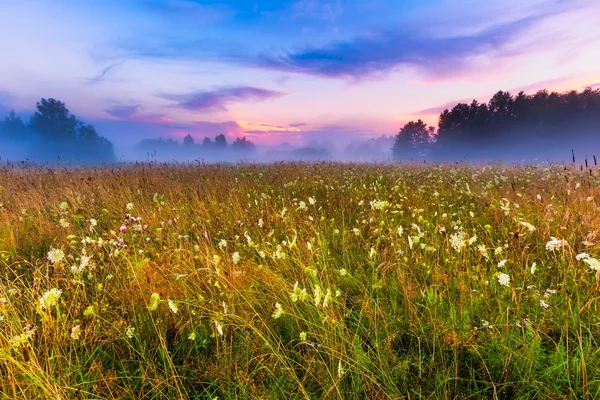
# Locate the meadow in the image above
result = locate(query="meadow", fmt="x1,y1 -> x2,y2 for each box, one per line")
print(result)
1,161 -> 600,399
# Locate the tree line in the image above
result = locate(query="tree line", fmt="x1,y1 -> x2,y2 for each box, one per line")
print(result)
138,133 -> 256,153
393,87 -> 600,161
0,98 -> 116,162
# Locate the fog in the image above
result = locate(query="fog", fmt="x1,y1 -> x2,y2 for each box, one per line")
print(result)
2,87 -> 600,166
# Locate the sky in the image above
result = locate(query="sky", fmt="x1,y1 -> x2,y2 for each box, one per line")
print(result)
1,0 -> 599,151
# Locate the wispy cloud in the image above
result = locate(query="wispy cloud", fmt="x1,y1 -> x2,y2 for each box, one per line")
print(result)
104,104 -> 140,119
246,15 -> 551,79
162,86 -> 285,112
84,62 -> 125,86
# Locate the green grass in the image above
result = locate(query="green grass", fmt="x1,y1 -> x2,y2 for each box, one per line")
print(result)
1,162 -> 600,399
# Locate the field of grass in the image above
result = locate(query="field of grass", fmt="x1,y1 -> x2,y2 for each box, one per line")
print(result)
1,162 -> 600,399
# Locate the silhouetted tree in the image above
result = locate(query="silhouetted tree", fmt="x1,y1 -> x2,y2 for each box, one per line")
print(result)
214,134 -> 227,149
1,110 -> 28,141
29,98 -> 78,141
202,137 -> 212,147
231,137 -> 256,153
26,98 -> 116,162
433,87 -> 600,160
392,119 -> 434,160
183,134 -> 194,147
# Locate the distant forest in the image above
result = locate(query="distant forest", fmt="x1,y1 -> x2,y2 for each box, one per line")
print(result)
137,134 -> 257,161
393,87 -> 600,161
0,98 -> 115,163
2,87 -> 600,163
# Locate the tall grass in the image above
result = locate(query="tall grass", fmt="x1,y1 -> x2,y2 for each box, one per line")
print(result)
1,162 -> 600,399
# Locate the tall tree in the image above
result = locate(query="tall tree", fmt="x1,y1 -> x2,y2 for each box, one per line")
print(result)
29,98 -> 78,141
392,119 -> 434,160
183,134 -> 195,147
214,134 -> 227,149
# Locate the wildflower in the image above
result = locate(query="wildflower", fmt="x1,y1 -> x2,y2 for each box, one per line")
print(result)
148,293 -> 161,311
337,361 -> 345,378
59,218 -> 70,228
78,255 -> 90,271
583,257 -> 600,271
126,326 -> 135,339
214,320 -> 224,336
83,305 -> 95,317
126,202 -> 134,211
89,218 -> 98,227
298,201 -> 307,210
539,299 -> 549,309
9,325 -> 36,348
47,249 -> 65,264
39,288 -> 62,310
481,320 -> 493,329
369,247 -> 377,259
168,299 -> 178,314
313,285 -> 323,306
370,200 -> 389,210
274,245 -> 286,259
497,273 -> 510,287
546,237 -> 568,252
494,247 -> 503,255
299,331 -> 308,340
497,260 -> 507,268
469,235 -> 477,245
450,231 -> 467,252
59,201 -> 69,211
477,244 -> 489,259
352,228 -> 360,236
272,302 -> 284,319
530,262 -> 537,275
258,218 -> 264,227
309,197 -> 316,205
519,221 -> 536,232
218,239 -> 227,248
322,289 -> 332,307
576,253 -> 590,260
70,325 -> 81,340
338,268 -> 347,276
232,252 -> 240,264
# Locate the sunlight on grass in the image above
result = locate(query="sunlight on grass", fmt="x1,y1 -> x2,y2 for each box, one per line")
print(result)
1,162 -> 600,399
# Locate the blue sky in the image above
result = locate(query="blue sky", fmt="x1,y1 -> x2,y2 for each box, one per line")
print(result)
1,0 -> 599,150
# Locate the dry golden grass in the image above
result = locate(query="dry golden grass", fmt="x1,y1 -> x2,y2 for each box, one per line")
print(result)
0,162 -> 600,399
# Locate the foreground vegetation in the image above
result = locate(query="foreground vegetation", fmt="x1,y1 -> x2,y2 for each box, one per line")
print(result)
1,162 -> 600,399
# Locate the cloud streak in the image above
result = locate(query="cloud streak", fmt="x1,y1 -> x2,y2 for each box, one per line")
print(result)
162,86 -> 285,112
84,62 -> 125,86
104,104 -> 140,119
244,15 -> 550,79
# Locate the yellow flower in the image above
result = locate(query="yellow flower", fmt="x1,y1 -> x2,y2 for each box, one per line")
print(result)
148,293 -> 161,311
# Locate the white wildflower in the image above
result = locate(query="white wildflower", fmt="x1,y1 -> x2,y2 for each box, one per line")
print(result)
39,288 -> 62,310
272,302 -> 284,319
126,326 -> 135,338
168,299 -> 178,314
546,237 -> 568,251
47,249 -> 65,264
497,273 -> 510,287
70,325 -> 81,340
